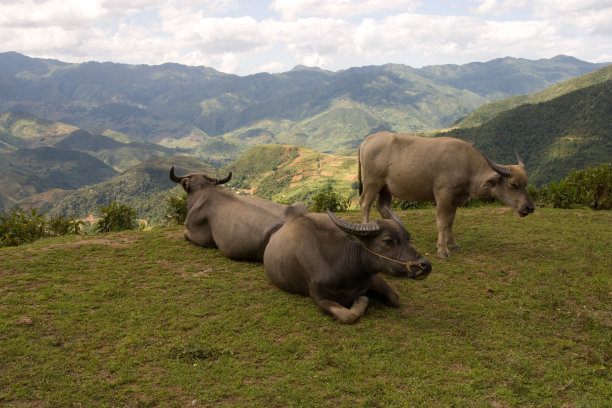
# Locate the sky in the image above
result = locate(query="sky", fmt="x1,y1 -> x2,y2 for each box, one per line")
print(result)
1,0 -> 611,76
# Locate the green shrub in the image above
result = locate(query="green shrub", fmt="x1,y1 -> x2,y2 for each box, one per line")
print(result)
526,184 -> 541,203
538,163 -> 611,210
94,202 -> 139,233
540,179 -> 579,209
47,215 -> 85,236
166,193 -> 187,225
0,207 -> 47,247
567,163 -> 612,210
310,180 -> 351,213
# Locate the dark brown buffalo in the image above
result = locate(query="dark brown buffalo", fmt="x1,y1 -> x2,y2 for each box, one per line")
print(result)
358,132 -> 535,258
170,167 -> 304,261
263,207 -> 431,323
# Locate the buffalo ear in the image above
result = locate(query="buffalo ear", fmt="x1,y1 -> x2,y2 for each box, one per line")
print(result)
285,202 -> 308,220
483,173 -> 501,190
180,178 -> 191,192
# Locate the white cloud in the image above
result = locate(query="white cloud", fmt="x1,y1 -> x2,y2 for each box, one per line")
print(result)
270,17 -> 355,66
257,60 -> 285,73
469,0 -> 527,17
270,0 -> 420,20
531,0 -> 612,18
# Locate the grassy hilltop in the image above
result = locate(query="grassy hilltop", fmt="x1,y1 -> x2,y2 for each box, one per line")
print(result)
1,207 -> 610,407
222,144 -> 359,205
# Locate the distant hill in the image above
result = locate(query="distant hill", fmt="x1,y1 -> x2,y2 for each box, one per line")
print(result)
221,144 -> 359,205
45,145 -> 360,223
0,113 -> 187,213
0,146 -> 118,211
440,79 -> 612,186
55,129 -> 178,171
454,64 -> 612,128
1,52 -> 607,163
0,111 -> 78,152
48,156 -> 216,222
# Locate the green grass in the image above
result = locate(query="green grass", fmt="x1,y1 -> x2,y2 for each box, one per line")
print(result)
1,207 -> 610,407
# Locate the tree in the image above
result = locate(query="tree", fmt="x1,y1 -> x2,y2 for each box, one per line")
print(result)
310,180 -> 351,213
94,202 -> 139,233
165,193 -> 187,225
0,208 -> 46,247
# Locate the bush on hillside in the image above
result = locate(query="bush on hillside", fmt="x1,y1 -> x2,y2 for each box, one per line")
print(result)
94,202 -> 139,233
537,163 -> 611,210
166,193 -> 187,225
47,215 -> 85,236
310,180 -> 351,213
0,208 -> 47,247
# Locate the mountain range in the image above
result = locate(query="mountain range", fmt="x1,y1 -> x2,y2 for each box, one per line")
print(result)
0,52 -> 610,220
1,52 -> 607,163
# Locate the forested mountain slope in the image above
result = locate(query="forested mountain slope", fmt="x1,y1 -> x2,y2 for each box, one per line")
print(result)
441,79 -> 612,186
455,64 -> 612,128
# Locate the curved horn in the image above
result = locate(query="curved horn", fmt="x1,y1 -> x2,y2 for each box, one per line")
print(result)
169,166 -> 184,183
216,172 -> 232,185
482,154 -> 511,177
327,210 -> 381,237
515,150 -> 525,168
386,207 -> 404,226
203,175 -> 218,184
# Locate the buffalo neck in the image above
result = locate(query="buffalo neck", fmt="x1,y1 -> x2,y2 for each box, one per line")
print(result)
338,237 -> 375,280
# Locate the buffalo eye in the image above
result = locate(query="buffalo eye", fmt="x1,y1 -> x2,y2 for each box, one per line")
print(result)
382,236 -> 395,246
509,181 -> 518,189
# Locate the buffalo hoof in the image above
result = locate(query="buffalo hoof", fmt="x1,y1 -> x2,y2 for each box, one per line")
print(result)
438,251 -> 452,259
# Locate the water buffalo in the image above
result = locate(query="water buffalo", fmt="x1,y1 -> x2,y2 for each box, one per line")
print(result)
170,167 -> 304,261
263,207 -> 431,323
358,132 -> 535,258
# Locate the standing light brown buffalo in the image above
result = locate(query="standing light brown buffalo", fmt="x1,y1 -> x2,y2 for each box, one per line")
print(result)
170,167 -> 305,261
358,131 -> 535,258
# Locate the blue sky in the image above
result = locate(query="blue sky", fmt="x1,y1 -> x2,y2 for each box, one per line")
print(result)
1,0 -> 610,75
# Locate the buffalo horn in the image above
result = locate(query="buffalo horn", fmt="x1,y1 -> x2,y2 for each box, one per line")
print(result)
515,150 -> 525,168
386,207 -> 404,226
216,172 -> 232,185
327,210 -> 381,237
169,166 -> 184,183
203,172 -> 232,185
203,175 -> 218,183
482,154 -> 511,178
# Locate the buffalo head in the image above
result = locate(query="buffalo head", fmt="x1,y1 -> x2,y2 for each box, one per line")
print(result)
482,153 -> 535,217
327,209 -> 431,280
169,166 -> 232,193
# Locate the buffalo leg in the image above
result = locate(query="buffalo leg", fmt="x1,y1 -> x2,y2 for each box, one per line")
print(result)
375,187 -> 393,220
445,210 -> 461,250
314,296 -> 369,324
367,275 -> 401,307
359,190 -> 377,223
184,229 -> 217,248
435,200 -> 458,258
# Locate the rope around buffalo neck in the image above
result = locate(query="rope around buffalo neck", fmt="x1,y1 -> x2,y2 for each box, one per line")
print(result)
358,244 -> 423,267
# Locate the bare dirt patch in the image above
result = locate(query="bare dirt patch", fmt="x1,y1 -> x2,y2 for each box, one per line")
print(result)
47,236 -> 138,250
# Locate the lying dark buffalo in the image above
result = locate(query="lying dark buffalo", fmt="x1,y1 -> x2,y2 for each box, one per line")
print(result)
263,207 -> 431,323
170,167 -> 304,261
358,132 -> 535,258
